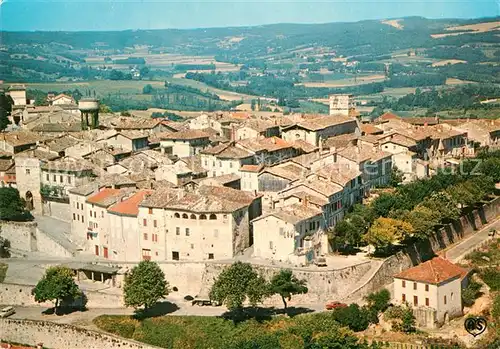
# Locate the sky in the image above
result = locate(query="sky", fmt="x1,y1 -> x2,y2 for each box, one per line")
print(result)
0,0 -> 498,31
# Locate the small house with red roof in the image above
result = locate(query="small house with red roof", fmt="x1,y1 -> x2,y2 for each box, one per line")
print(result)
393,256 -> 470,328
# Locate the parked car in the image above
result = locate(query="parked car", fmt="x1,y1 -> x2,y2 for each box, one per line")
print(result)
325,301 -> 347,310
0,306 -> 15,318
488,229 -> 496,237
315,257 -> 327,267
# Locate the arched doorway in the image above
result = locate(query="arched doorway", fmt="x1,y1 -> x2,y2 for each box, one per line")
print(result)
25,191 -> 34,211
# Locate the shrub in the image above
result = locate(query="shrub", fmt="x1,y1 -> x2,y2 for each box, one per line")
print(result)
331,303 -> 370,332
480,268 -> 500,291
462,281 -> 482,307
384,305 -> 416,333
365,289 -> 391,314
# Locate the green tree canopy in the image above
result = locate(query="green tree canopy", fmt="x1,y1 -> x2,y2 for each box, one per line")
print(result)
363,217 -> 414,251
403,205 -> 440,239
209,261 -> 269,311
269,269 -> 308,311
364,288 -> 391,314
123,260 -> 170,310
32,266 -> 81,311
0,187 -> 30,221
0,93 -> 13,131
421,191 -> 460,222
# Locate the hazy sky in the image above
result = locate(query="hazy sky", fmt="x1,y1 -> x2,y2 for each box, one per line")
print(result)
0,0 -> 498,31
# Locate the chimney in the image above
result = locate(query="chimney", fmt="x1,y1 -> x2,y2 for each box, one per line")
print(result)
303,196 -> 309,208
424,122 -> 428,127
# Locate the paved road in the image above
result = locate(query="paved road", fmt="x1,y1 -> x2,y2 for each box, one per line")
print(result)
445,218 -> 500,262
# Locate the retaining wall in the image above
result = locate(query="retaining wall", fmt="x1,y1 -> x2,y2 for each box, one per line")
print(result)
0,319 -> 159,349
0,283 -> 123,308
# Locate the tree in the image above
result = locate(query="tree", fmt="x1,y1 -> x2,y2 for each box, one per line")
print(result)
269,269 -> 308,311
371,193 -> 399,218
209,261 -> 269,311
421,191 -> 460,222
404,205 -> 439,239
142,84 -> 154,94
0,93 -> 13,131
123,260 -> 170,310
364,289 -> 391,314
0,187 -> 30,221
32,266 -> 81,312
363,217 -> 414,252
0,226 -> 11,258
331,303 -> 370,332
389,166 -> 405,187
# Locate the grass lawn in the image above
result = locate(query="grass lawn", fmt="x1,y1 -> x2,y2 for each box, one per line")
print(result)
0,263 -> 8,283
93,311 -> 359,349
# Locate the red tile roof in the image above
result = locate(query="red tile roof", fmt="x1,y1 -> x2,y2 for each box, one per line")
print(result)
378,112 -> 400,121
108,190 -> 153,216
361,123 -> 383,135
86,188 -> 121,205
394,257 -> 469,285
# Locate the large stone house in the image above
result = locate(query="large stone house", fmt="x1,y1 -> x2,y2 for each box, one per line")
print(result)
393,257 -> 470,328
160,130 -> 211,157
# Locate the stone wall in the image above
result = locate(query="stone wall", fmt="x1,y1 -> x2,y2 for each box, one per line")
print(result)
0,221 -> 74,257
0,221 -> 37,252
42,199 -> 71,222
0,283 -> 123,308
0,319 -> 159,349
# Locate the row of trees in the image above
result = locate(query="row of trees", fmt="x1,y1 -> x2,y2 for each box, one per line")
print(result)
332,151 -> 500,254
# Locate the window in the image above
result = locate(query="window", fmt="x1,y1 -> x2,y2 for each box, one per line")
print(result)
153,220 -> 157,228
148,208 -> 153,214
60,175 -> 63,183
68,176 -> 71,184
101,211 -> 104,218
53,175 -> 56,181
425,284 -> 429,292
81,216 -> 84,223
174,213 -> 180,218
77,214 -> 80,221
143,219 -> 147,226
269,241 -> 274,250
26,169 -> 30,175
218,161 -> 222,168
425,298 -> 429,306
172,251 -> 179,260
208,253 -> 214,260
89,210 -> 93,217
413,282 -> 417,290
95,245 -> 99,256
142,249 -> 151,261
93,211 -> 96,218
229,162 -> 233,168
200,214 -> 207,220
152,234 -> 158,242
402,280 -> 406,288
413,296 -> 418,306
444,296 -> 447,305
76,203 -> 79,209
209,214 -> 217,220
182,213 -> 189,219
190,214 -> 196,219
176,227 -> 180,235
73,213 -> 76,220
143,233 -> 148,240
186,228 -> 190,236
402,294 -> 406,302
46,174 -> 49,181
451,292 -> 454,300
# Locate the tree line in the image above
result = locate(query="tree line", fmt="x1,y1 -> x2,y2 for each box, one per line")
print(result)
331,150 -> 500,255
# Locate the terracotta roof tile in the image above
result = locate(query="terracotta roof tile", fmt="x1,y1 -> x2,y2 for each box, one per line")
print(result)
161,129 -> 210,140
86,188 -> 131,207
108,190 -> 153,216
361,123 -> 383,135
394,257 -> 469,285
240,164 -> 264,173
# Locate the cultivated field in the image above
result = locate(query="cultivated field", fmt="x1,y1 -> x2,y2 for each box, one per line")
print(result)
297,74 -> 386,88
431,21 -> 500,38
381,19 -> 404,30
431,59 -> 467,67
85,53 -> 240,71
445,78 -> 477,85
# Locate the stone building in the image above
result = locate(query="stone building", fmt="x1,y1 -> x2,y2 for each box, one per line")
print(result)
160,130 -> 211,157
252,202 -> 323,264
393,257 -> 469,328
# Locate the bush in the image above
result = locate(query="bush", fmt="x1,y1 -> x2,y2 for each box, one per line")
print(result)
384,305 -> 416,333
462,281 -> 482,307
480,269 -> 500,291
365,289 -> 391,314
331,304 -> 370,332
